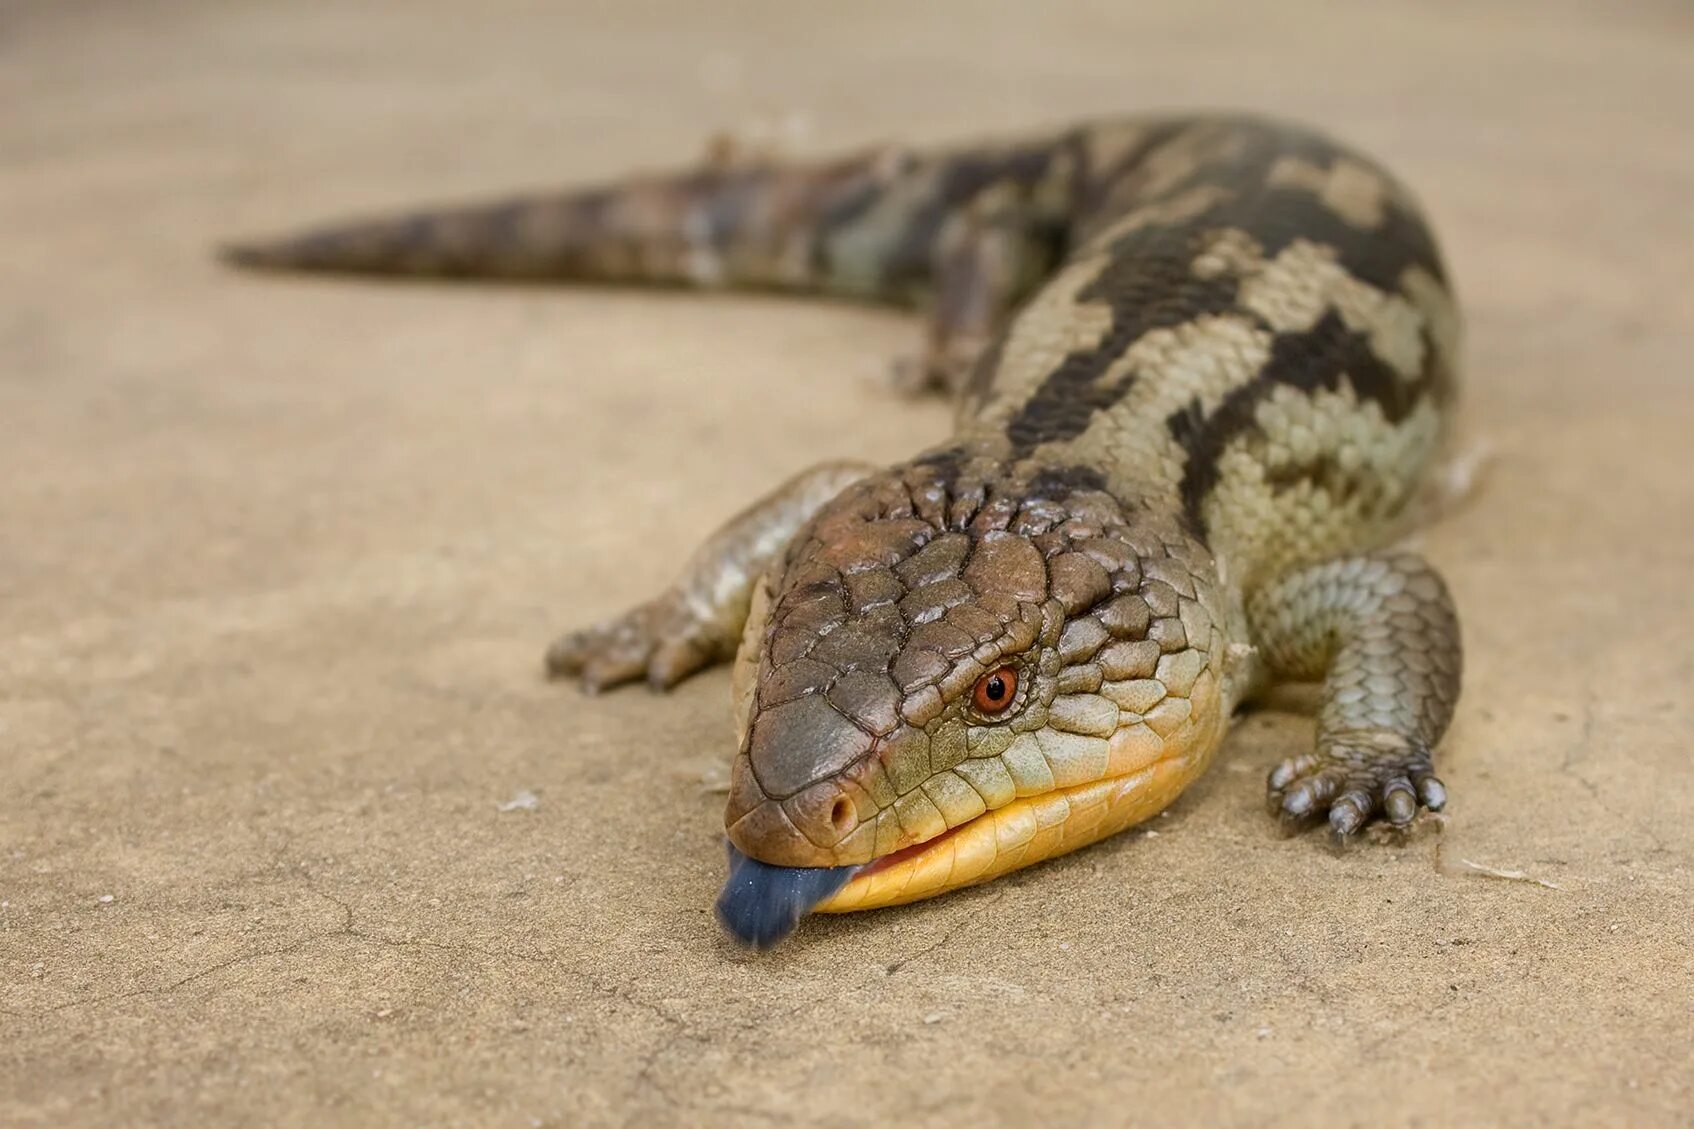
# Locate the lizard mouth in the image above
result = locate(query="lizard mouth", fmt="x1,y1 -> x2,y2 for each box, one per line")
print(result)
851,820 -> 971,881
715,755 -> 1198,948
813,759 -> 1192,914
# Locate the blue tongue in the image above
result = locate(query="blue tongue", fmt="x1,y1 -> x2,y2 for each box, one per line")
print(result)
714,843 -> 860,950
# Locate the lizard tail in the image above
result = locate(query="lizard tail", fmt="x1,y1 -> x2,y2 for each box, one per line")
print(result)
220,146 -> 922,296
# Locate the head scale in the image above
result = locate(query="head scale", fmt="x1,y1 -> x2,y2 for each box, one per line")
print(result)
721,451 -> 1224,890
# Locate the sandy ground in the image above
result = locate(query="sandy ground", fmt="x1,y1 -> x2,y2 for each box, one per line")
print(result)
3,1 -> 1692,1125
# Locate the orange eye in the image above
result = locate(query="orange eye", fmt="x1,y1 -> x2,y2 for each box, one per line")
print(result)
971,666 -> 1018,715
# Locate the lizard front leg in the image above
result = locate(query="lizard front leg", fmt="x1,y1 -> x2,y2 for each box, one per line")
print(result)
545,460 -> 874,692
1248,553 -> 1462,838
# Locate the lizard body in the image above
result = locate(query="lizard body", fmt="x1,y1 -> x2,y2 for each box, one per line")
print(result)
228,114 -> 1463,949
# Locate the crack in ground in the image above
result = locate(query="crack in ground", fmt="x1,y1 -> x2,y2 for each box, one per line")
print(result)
1563,696 -> 1670,856
13,881 -> 576,1019
19,928 -> 345,1018
885,891 -> 1006,974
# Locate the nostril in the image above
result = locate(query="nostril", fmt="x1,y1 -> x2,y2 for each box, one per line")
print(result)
830,797 -> 855,834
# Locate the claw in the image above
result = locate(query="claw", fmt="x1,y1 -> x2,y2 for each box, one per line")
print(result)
1325,821 -> 1359,850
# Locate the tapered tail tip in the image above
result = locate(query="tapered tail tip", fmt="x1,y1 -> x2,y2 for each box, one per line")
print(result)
218,242 -> 263,268
216,228 -> 380,273
217,239 -> 297,271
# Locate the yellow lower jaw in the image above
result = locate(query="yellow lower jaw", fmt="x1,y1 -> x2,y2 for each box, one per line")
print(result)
814,753 -> 1205,914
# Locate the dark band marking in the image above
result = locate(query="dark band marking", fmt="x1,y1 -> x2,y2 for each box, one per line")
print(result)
1027,463 -> 1110,497
999,120 -> 1446,477
1169,309 -> 1429,532
1240,128 -> 1446,288
1247,184 -> 1443,292
1066,119 -> 1196,233
1262,453 -> 1364,504
877,143 -> 1069,299
1004,256 -> 1239,451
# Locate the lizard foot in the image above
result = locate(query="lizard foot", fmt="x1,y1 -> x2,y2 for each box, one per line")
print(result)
545,593 -> 725,693
1266,730 -> 1447,840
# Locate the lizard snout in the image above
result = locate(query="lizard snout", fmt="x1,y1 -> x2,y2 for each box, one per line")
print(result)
723,687 -> 878,866
724,756 -> 866,867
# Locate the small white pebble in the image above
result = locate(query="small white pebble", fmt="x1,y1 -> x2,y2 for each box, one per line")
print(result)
97,894 -> 115,904
1143,830 -> 1160,839
376,1008 -> 393,1019
923,1013 -> 943,1025
1256,1026 -> 1272,1039
1058,942 -> 1071,951
498,790 -> 540,813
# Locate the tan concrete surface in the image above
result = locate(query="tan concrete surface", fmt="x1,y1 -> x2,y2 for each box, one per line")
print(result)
3,1 -> 1692,1125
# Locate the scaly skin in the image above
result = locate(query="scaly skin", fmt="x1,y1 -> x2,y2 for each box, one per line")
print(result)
227,113 -> 1464,948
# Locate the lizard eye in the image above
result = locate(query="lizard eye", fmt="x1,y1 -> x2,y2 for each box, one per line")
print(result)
971,666 -> 1018,715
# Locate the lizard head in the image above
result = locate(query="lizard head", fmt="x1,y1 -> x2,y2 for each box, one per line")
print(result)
716,451 -> 1229,947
